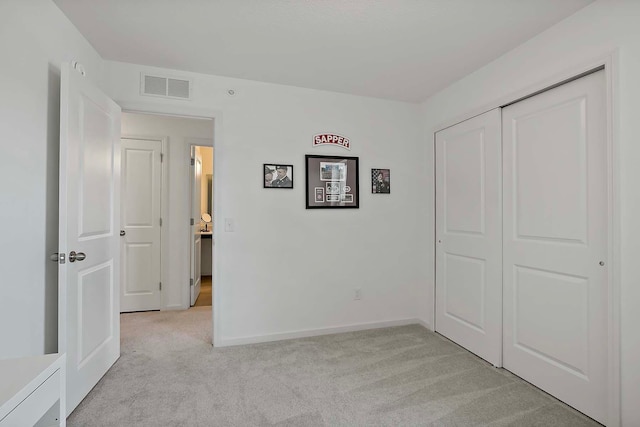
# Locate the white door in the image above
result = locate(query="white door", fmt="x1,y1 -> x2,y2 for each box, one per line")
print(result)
435,108 -> 502,366
58,63 -> 121,415
502,70 -> 607,423
190,147 -> 202,306
120,138 -> 162,312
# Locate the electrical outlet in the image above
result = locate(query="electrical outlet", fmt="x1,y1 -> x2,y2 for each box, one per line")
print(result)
224,218 -> 234,232
354,288 -> 362,300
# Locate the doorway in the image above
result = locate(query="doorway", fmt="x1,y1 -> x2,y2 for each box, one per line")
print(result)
58,65 -> 219,416
119,112 -> 214,316
190,145 -> 214,307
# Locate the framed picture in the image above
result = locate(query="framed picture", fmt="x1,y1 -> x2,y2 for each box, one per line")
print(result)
305,155 -> 359,209
264,164 -> 293,188
371,168 -> 390,194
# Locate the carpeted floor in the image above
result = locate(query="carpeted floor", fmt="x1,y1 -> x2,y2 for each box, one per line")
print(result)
68,309 -> 600,426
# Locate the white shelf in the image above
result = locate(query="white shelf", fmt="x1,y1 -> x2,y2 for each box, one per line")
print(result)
0,354 -> 65,426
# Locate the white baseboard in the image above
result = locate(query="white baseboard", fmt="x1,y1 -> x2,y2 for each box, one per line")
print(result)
416,318 -> 433,331
162,304 -> 184,311
216,318 -> 428,347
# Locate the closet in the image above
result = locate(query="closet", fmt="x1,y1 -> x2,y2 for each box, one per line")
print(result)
435,70 -> 608,424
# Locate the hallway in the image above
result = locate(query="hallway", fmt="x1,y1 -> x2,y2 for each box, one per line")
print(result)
194,276 -> 212,307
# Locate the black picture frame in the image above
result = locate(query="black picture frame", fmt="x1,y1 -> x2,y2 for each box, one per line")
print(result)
305,155 -> 359,209
371,168 -> 390,194
264,164 -> 293,189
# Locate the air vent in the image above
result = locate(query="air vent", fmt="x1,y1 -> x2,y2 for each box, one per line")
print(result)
144,75 -> 166,96
141,73 -> 192,100
168,78 -> 190,98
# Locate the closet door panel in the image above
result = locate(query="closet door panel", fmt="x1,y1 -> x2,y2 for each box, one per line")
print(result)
502,70 -> 607,424
435,108 -> 502,366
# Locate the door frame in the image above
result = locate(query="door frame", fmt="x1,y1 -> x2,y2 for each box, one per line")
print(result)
120,134 -> 168,311
431,52 -> 621,426
116,102 -> 222,348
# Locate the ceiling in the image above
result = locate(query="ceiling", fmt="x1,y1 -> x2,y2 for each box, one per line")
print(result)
53,0 -> 593,103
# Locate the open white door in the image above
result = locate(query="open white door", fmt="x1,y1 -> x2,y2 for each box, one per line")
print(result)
58,63 -> 121,415
190,147 -> 202,306
435,108 -> 502,366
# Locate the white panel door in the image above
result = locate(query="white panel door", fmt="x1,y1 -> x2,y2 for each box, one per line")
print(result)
435,108 -> 502,366
190,148 -> 202,306
502,70 -> 607,423
58,63 -> 121,415
120,138 -> 162,312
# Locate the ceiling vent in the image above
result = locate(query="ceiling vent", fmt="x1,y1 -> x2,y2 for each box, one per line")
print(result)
140,73 -> 192,100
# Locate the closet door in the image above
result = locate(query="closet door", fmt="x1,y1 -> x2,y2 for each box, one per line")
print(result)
435,108 -> 502,366
502,70 -> 607,424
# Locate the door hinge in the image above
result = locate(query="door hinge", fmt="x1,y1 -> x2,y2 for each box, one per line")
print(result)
159,282 -> 162,291
190,278 -> 194,287
159,218 -> 163,227
190,158 -> 195,166
160,153 -> 164,162
190,218 -> 194,226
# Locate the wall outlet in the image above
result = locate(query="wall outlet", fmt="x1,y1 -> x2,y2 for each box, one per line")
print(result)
224,218 -> 234,232
354,288 -> 362,300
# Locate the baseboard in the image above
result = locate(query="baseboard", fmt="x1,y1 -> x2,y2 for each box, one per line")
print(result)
216,318 -> 427,347
162,304 -> 184,311
416,318 -> 433,331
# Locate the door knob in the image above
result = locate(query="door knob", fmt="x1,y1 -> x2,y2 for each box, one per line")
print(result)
120,230 -> 126,236
50,253 -> 66,264
69,251 -> 86,262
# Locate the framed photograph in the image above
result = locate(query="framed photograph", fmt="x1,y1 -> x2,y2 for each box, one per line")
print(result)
264,164 -> 293,188
371,168 -> 390,194
305,155 -> 359,209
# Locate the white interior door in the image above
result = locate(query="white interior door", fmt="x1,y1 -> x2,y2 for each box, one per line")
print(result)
502,70 -> 608,424
435,108 -> 502,366
190,147 -> 202,306
120,138 -> 162,312
58,63 -> 121,415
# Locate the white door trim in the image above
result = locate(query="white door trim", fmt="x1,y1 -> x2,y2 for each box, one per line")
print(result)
121,134 -> 168,311
117,102 -> 223,348
431,52 -> 621,426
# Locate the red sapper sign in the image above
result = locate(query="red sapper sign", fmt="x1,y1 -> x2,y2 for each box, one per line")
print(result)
313,133 -> 350,150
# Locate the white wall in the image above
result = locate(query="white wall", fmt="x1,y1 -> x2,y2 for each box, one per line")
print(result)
419,1 -> 640,424
121,113 -> 213,309
0,0 -> 105,359
107,61 -> 427,343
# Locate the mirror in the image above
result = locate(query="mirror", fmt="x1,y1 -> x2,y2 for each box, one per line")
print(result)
206,174 -> 213,215
201,213 -> 212,231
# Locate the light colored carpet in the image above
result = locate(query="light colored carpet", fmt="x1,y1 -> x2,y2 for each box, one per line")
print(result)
68,309 -> 600,426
